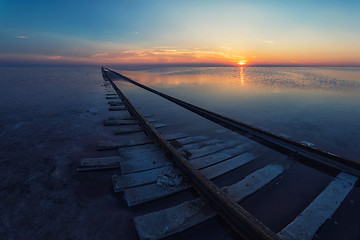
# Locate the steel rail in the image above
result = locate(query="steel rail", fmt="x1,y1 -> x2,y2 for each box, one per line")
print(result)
102,67 -> 280,240
105,67 -> 360,177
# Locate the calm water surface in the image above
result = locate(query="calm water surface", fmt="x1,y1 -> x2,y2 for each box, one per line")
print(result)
0,66 -> 105,153
1,66 -> 358,161
115,67 -> 360,161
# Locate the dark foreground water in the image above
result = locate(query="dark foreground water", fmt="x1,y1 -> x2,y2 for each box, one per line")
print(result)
114,66 -> 360,161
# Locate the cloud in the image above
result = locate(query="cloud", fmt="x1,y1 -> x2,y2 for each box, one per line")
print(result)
91,51 -> 139,59
0,46 -> 251,66
255,39 -> 275,45
153,46 -> 177,49
89,48 -> 244,65
48,56 -> 62,60
264,40 -> 275,45
290,59 -> 321,65
15,36 -> 29,39
220,46 -> 232,50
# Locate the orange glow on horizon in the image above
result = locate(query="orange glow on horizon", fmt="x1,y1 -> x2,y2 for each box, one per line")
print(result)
3,48 -> 360,67
238,60 -> 248,66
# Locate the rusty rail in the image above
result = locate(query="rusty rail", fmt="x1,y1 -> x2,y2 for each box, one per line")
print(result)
102,67 -> 280,240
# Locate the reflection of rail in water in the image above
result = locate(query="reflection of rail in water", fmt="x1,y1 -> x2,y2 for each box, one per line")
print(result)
78,67 -> 359,240
104,68 -> 360,176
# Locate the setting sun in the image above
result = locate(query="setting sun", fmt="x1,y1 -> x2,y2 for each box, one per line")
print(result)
238,60 -> 248,66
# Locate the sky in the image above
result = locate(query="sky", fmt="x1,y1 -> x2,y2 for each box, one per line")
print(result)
0,0 -> 359,66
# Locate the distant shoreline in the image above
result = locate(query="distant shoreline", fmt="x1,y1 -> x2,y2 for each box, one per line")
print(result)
1,63 -> 360,69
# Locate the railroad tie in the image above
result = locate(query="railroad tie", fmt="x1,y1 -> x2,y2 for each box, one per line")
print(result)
120,140 -> 256,174
122,146 -> 268,205
103,119 -> 139,126
134,157 -> 293,240
109,106 -> 127,111
77,156 -> 121,172
97,132 -> 188,150
277,172 -> 358,240
106,96 -> 120,99
108,101 -> 124,106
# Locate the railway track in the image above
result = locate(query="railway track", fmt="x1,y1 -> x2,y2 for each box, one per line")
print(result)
78,68 -> 360,240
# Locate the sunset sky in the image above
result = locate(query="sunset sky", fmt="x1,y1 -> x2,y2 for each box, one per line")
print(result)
0,0 -> 359,66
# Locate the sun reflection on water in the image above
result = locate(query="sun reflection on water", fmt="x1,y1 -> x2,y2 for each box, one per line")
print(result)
240,67 -> 245,86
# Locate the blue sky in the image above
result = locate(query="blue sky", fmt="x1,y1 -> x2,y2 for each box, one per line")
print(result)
0,0 -> 359,65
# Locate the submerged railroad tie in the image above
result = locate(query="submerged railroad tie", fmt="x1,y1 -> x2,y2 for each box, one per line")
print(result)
121,145 -> 269,206
133,165 -> 358,240
103,119 -> 139,126
77,156 -> 122,172
111,136 -> 263,204
278,172 -> 357,240
102,68 -> 281,240
112,141 -> 262,192
103,118 -> 159,127
106,95 -> 120,99
112,123 -> 166,135
97,132 -> 188,150
105,68 -> 360,177
134,157 -> 293,240
108,100 -> 124,106
118,138 -> 256,175
109,105 -> 127,111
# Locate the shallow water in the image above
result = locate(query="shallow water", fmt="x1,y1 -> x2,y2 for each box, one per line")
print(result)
0,66 -> 103,128
1,66 -> 359,161
0,66 -> 107,160
114,67 -> 360,161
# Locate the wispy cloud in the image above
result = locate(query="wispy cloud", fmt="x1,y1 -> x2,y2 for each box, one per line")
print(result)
290,59 -> 321,65
153,46 -> 177,49
264,40 -> 275,45
15,36 -> 29,39
220,46 -> 232,50
255,39 -> 275,45
90,48 -> 248,65
48,56 -> 62,60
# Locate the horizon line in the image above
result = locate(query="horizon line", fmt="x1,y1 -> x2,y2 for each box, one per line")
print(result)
1,61 -> 359,69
